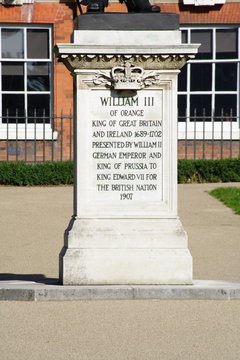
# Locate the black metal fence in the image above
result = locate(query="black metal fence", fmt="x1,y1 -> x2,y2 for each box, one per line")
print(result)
178,110 -> 240,159
0,111 -> 73,162
0,110 -> 239,162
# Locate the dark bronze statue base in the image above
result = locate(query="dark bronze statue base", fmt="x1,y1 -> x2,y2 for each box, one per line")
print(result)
77,13 -> 179,31
79,0 -> 161,13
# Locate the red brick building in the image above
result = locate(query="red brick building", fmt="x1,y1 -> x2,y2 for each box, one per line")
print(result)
0,0 -> 239,160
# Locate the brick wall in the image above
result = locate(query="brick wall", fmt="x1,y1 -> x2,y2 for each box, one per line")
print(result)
178,140 -> 240,160
160,3 -> 240,25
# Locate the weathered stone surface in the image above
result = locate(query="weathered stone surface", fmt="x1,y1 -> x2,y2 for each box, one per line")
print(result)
1,281 -> 240,301
55,24 -> 199,285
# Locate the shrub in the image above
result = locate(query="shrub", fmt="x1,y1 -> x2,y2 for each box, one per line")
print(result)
178,159 -> 240,183
0,161 -> 73,186
0,159 -> 239,185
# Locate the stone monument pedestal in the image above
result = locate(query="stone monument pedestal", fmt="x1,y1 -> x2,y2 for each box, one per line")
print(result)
60,218 -> 191,284
56,14 -> 199,285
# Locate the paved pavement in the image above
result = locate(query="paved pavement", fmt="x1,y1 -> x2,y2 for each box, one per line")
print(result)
0,183 -> 240,359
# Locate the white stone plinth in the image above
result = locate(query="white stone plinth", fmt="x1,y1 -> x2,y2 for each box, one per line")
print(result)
60,218 -> 192,285
56,25 -> 199,285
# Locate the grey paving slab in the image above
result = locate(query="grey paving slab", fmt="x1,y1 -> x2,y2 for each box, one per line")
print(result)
1,280 -> 240,301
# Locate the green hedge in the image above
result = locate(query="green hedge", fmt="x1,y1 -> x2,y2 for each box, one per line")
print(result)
178,159 -> 240,183
0,161 -> 73,186
0,159 -> 239,185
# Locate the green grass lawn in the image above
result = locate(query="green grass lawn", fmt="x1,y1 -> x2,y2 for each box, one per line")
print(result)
209,187 -> 240,215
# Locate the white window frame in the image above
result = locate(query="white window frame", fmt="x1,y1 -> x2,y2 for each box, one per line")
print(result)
0,24 -> 57,140
178,26 -> 240,140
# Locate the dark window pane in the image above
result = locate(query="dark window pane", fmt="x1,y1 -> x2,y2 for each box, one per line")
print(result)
191,30 -> 212,59
2,94 -> 25,123
178,64 -> 187,91
27,62 -> 50,91
178,95 -> 187,121
181,30 -> 188,43
2,62 -> 24,91
2,29 -> 24,59
215,95 -> 237,120
216,29 -> 238,59
27,29 -> 49,59
215,63 -> 237,91
28,94 -> 50,123
190,95 -> 211,121
190,63 -> 212,91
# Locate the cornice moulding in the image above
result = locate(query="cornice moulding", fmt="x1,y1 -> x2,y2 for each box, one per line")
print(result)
58,53 -> 196,72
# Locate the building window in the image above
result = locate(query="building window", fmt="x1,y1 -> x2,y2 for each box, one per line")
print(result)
0,25 -> 55,139
178,27 -> 240,139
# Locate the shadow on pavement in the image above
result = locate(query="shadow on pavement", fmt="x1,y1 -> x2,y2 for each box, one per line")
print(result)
0,273 -> 59,284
